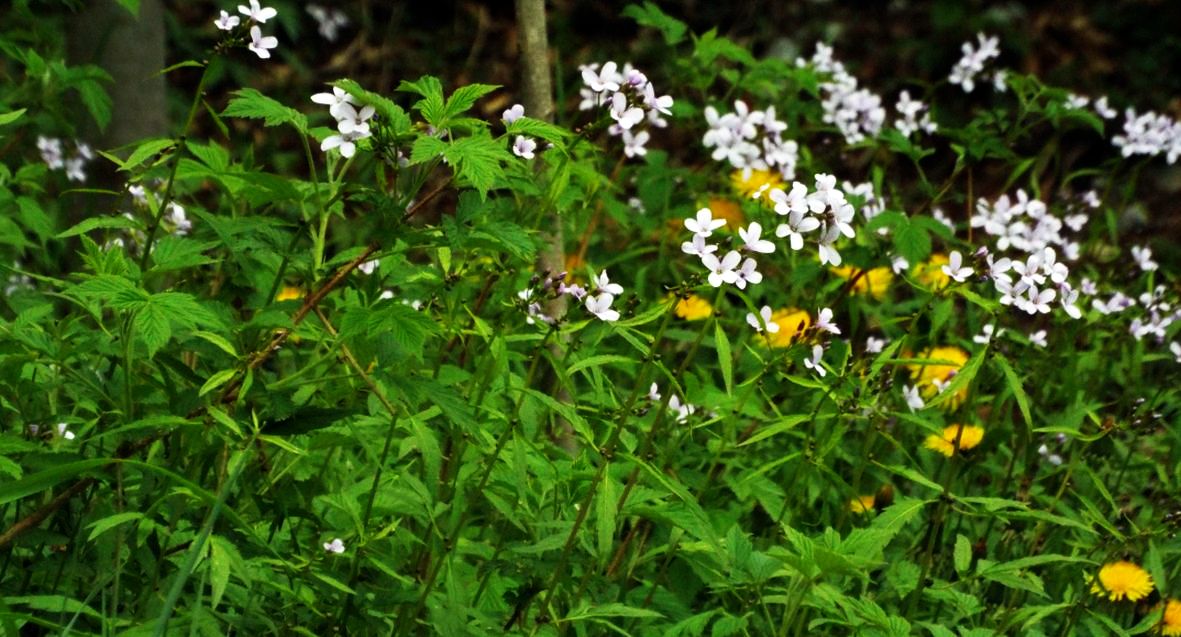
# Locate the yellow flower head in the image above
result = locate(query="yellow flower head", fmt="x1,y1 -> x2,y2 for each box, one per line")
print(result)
707,197 -> 745,231
832,266 -> 894,299
915,253 -> 951,290
674,294 -> 713,321
924,424 -> 985,457
908,346 -> 970,409
762,308 -> 811,348
731,168 -> 785,201
1091,561 -> 1154,602
1159,599 -> 1181,636
849,495 -> 876,514
276,286 -> 304,302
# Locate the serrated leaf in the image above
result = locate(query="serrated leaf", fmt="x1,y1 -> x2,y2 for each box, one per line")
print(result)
118,138 -> 175,172
134,303 -> 171,358
442,133 -> 511,197
223,88 -> 308,132
443,83 -> 499,122
57,215 -> 139,239
893,219 -> 931,264
505,117 -> 569,144
622,2 -> 688,44
397,75 -> 446,126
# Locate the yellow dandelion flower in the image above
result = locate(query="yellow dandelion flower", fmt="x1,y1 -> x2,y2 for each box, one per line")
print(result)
849,495 -> 876,514
1091,561 -> 1154,602
762,308 -> 811,348
923,424 -> 985,457
276,286 -> 304,302
915,253 -> 951,290
731,168 -> 785,201
908,346 -> 970,409
832,266 -> 894,299
1159,599 -> 1181,636
707,197 -> 745,231
674,294 -> 713,321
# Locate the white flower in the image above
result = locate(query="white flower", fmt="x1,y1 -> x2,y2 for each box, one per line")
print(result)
803,344 -> 826,377
1029,330 -> 1048,348
321,132 -> 363,158
941,250 -> 974,283
738,222 -> 775,254
238,0 -> 277,23
335,103 -> 375,136
215,10 -> 240,30
701,250 -> 741,287
815,307 -> 841,335
747,306 -> 780,333
581,61 -> 620,93
866,336 -> 886,354
593,270 -> 623,296
949,33 -> 1000,93
733,257 -> 762,289
311,87 -> 357,120
247,25 -> 278,59
622,129 -> 649,158
55,422 -> 76,441
609,92 -> 645,130
323,538 -> 345,554
307,4 -> 349,41
585,293 -> 620,322
680,234 -> 717,258
1131,245 -> 1158,272
891,255 -> 910,274
647,382 -> 661,402
973,324 -> 1000,345
1170,341 -> 1181,363
903,385 -> 925,411
167,202 -> 191,236
684,207 -> 726,238
358,259 -> 378,275
512,136 -> 537,159
502,103 -> 525,123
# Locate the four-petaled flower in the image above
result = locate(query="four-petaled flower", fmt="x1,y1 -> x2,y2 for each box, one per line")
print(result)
941,250 -> 974,283
803,344 -> 826,377
738,222 -> 775,254
215,10 -> 240,30
684,208 -> 726,238
323,538 -> 345,554
746,306 -> 780,333
239,0 -> 277,23
512,136 -> 537,159
585,293 -> 620,322
502,103 -> 524,123
248,25 -> 278,59
701,250 -> 741,287
815,307 -> 841,335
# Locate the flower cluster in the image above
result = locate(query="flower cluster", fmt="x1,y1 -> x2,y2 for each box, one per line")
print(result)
766,174 -> 858,266
948,33 -> 1001,93
307,4 -> 349,42
37,136 -> 93,182
702,100 -> 798,180
214,1 -> 278,59
578,61 -> 673,159
646,383 -> 697,424
312,87 -> 374,158
517,269 -> 622,325
893,90 -> 936,138
799,44 -> 885,144
1112,108 -> 1181,164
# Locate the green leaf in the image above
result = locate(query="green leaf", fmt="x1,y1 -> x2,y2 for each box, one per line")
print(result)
893,218 -> 931,264
622,2 -> 689,44
443,132 -> 511,197
596,475 -> 617,561
443,83 -> 500,122
994,354 -> 1033,430
0,108 -> 26,126
56,215 -> 139,239
715,322 -> 732,396
739,415 -> 809,446
189,330 -> 238,357
86,512 -> 145,542
332,78 -> 411,134
208,536 -> 232,609
117,138 -> 175,172
0,459 -> 112,506
563,602 -> 663,622
505,117 -> 569,144
925,347 -> 985,408
77,78 -> 113,131
397,75 -> 446,127
954,534 -> 972,574
5,595 -> 104,620
115,0 -> 140,15
134,303 -> 171,358
223,88 -> 308,132
199,369 -> 238,397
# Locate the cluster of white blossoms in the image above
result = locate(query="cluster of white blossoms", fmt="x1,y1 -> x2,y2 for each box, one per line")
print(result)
894,90 -> 937,138
307,4 -> 349,42
323,538 -> 345,554
1112,108 -> 1181,164
214,1 -> 278,60
948,33 -> 1001,93
646,383 -> 698,424
680,174 -> 859,279
501,103 -> 540,160
517,269 -> 622,325
37,136 -> 93,182
702,100 -> 798,180
578,61 -> 674,159
798,44 -> 885,144
311,87 -> 374,158
27,422 -> 75,441
128,183 -> 192,237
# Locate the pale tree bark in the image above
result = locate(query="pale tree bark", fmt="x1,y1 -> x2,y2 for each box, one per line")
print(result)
515,0 -> 577,453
